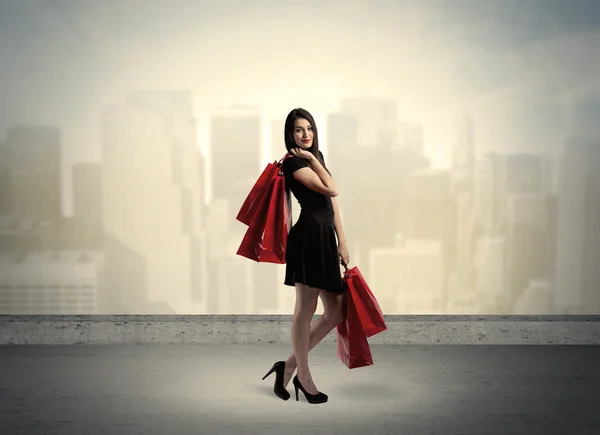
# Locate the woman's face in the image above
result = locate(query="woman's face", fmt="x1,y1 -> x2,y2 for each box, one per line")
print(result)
293,118 -> 314,149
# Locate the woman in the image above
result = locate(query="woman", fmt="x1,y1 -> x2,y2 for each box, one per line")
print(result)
262,108 -> 350,404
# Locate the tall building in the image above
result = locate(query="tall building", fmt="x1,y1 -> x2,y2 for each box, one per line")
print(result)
100,233 -> 158,314
450,181 -> 480,307
473,236 -> 506,313
505,194 -> 552,312
404,169 -> 456,293
72,162 -> 103,229
554,138 -> 600,314
0,126 -> 62,221
205,198 -> 234,313
370,239 -> 445,314
474,155 -> 495,231
43,217 -> 104,251
0,215 -> 47,253
0,250 -> 104,315
0,213 -> 103,254
475,152 -> 552,232
337,145 -> 396,281
339,98 -> 397,147
398,121 -> 424,155
452,116 -> 475,174
326,112 -> 358,173
210,105 -> 262,209
101,90 -> 206,313
505,153 -> 552,198
0,140 -> 8,214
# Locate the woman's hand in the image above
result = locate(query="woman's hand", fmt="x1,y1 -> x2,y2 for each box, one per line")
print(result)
290,147 -> 314,161
338,241 -> 350,268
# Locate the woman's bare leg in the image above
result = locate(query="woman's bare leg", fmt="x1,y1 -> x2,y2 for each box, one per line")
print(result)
284,289 -> 345,388
291,283 -> 321,394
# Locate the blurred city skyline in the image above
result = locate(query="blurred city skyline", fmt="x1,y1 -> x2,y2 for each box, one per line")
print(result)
1,0 -> 599,216
1,91 -> 598,316
0,0 -> 599,315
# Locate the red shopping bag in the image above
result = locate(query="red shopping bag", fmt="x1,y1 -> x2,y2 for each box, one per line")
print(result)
343,266 -> 387,338
262,174 -> 292,255
236,167 -> 292,263
336,288 -> 373,369
236,154 -> 289,226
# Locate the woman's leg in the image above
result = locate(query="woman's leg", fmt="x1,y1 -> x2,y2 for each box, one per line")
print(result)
283,289 -> 346,388
291,283 -> 320,394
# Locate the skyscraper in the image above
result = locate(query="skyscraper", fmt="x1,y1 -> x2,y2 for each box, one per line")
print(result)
554,138 -> 600,314
0,140 -> 8,215
452,116 -> 475,174
505,194 -> 552,312
475,152 -> 552,232
101,90 -> 205,313
404,169 -> 456,295
210,105 -> 261,209
326,112 -> 358,173
474,236 -> 506,313
398,121 -> 424,155
1,126 -> 62,221
339,97 -> 397,147
72,162 -> 103,229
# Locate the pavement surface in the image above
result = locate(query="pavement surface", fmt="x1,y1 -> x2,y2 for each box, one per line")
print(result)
0,344 -> 599,435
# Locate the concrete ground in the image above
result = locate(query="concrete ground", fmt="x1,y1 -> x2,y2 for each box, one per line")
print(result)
0,344 -> 599,435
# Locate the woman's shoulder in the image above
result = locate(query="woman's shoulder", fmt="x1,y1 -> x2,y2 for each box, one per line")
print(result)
282,155 -> 309,174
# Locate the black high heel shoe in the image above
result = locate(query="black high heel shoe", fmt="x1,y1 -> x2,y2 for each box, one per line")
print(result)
262,361 -> 290,401
293,375 -> 328,404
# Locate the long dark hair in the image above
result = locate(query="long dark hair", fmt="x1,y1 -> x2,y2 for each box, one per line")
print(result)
283,107 -> 327,169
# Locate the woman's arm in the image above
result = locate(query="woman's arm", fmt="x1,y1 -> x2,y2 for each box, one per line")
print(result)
290,148 -> 338,197
332,196 -> 350,266
307,157 -> 338,196
331,196 -> 346,244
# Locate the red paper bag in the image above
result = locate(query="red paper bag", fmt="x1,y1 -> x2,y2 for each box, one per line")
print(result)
262,175 -> 292,255
344,266 -> 387,338
236,154 -> 289,226
336,288 -> 373,369
236,167 -> 291,263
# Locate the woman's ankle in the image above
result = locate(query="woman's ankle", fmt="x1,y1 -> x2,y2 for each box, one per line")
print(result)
296,373 -> 315,386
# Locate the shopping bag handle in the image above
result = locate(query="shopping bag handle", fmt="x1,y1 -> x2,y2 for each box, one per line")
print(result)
277,153 -> 291,175
341,260 -> 350,279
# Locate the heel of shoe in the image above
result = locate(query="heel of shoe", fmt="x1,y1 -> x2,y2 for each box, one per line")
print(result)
262,365 -> 276,380
294,383 -> 299,401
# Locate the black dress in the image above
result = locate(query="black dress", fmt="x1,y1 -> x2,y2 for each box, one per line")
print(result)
281,151 -> 345,293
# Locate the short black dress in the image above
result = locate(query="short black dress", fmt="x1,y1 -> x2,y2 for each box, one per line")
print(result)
282,150 -> 345,293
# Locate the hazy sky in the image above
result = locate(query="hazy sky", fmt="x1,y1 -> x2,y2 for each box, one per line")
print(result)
1,0 -> 599,214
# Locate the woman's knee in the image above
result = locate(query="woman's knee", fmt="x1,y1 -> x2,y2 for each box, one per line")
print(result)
321,292 -> 345,325
329,304 -> 345,325
295,301 -> 318,318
